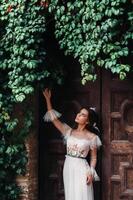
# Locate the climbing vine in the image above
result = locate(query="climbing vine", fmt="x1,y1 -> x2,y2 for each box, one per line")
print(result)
49,0 -> 133,83
0,0 -> 48,199
0,0 -> 48,102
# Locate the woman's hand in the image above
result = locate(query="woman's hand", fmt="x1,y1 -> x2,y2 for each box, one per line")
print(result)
43,88 -> 51,100
86,173 -> 94,185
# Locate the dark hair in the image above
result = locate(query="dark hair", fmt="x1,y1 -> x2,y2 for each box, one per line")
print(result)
87,107 -> 100,135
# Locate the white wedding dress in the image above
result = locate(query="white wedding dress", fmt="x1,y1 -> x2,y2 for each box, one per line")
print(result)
43,109 -> 102,200
62,126 -> 102,200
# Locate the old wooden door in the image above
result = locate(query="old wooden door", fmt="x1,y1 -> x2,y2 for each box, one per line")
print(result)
102,70 -> 133,200
39,67 -> 133,200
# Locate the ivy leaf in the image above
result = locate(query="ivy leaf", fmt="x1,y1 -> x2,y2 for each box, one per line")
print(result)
15,93 -> 25,102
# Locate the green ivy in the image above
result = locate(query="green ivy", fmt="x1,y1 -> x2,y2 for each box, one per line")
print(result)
49,0 -> 133,84
0,0 -> 49,102
0,0 -> 48,199
0,0 -> 65,197
0,97 -> 33,199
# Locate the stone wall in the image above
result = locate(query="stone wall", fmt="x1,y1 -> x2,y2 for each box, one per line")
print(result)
16,130 -> 38,200
15,94 -> 39,200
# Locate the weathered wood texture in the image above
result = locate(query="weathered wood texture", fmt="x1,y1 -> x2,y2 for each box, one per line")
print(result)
102,70 -> 133,200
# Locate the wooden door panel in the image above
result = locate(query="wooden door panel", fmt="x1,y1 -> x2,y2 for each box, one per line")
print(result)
102,70 -> 133,200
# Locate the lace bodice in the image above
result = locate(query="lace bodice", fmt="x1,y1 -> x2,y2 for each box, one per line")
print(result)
62,125 -> 102,158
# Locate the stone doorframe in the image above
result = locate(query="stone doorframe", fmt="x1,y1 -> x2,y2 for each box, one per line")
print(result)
16,94 -> 39,200
16,133 -> 38,200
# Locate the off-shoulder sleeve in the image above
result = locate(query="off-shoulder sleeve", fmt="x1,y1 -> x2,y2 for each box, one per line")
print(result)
89,135 -> 102,150
43,109 -> 62,122
43,109 -> 72,144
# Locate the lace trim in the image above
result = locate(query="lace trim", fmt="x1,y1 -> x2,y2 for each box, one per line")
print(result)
89,135 -> 102,150
85,162 -> 100,181
43,109 -> 62,122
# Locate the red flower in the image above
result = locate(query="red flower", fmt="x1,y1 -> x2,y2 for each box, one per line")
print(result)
40,1 -> 49,8
7,5 -> 13,12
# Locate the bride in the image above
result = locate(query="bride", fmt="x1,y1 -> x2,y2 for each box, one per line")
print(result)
43,88 -> 102,200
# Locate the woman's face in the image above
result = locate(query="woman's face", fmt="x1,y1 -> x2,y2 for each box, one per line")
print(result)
75,108 -> 89,125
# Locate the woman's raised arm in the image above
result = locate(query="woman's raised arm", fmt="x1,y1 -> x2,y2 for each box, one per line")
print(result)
43,88 -> 71,135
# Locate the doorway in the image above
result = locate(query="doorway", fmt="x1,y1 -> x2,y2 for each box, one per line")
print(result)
38,63 -> 103,200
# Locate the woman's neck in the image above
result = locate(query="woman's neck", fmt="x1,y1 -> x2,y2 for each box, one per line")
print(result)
76,124 -> 86,132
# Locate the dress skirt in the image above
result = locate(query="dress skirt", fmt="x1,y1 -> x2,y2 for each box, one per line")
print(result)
63,155 -> 94,200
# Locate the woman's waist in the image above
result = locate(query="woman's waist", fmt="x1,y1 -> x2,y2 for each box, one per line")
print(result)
64,154 -> 90,170
65,154 -> 87,160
